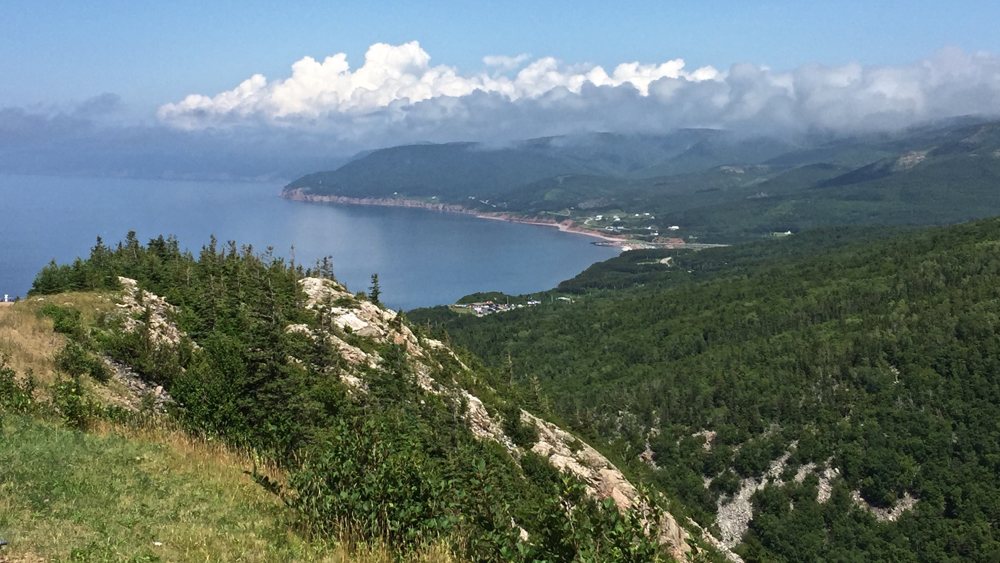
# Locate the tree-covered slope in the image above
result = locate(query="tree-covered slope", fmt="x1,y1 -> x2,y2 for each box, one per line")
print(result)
7,233 -> 695,563
417,218 -> 1000,561
285,142 -> 591,201
662,123 -> 1000,241
284,119 -> 1000,245
282,131 -> 723,201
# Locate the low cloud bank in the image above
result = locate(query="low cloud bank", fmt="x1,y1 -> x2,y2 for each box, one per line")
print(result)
159,42 -> 1000,142
0,98 -> 347,181
3,44 -> 1000,180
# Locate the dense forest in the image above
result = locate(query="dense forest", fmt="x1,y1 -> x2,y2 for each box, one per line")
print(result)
11,232 -> 675,563
410,219 -> 1000,561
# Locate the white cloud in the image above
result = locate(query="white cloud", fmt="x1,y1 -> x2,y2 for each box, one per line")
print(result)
157,41 -> 718,129
483,53 -> 531,71
8,45 -> 1000,181
155,43 -> 1000,146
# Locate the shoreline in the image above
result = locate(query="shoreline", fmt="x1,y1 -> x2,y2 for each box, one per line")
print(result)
280,188 -> 629,244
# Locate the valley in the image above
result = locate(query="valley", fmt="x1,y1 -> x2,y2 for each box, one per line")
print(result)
410,219 -> 1000,561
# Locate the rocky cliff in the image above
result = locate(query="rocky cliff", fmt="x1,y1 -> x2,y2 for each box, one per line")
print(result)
292,277 -> 699,560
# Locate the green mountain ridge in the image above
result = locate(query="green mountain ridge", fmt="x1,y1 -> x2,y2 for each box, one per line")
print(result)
285,119 -> 1000,244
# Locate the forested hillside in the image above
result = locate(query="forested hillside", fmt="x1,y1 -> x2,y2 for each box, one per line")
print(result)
2,233 -> 693,563
285,119 -> 1000,243
413,219 -> 1000,561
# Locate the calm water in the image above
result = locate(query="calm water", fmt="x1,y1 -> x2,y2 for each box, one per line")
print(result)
0,175 -> 618,310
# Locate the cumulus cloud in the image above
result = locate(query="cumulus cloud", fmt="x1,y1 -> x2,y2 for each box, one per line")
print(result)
157,41 -> 717,129
483,53 -> 531,71
6,44 -> 1000,182
157,42 -> 1000,145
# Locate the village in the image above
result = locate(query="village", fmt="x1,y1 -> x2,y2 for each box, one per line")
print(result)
454,295 -> 583,317
452,298 -> 544,317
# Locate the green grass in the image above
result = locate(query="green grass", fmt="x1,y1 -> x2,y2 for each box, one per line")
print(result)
0,416 -> 299,562
0,416 -> 460,563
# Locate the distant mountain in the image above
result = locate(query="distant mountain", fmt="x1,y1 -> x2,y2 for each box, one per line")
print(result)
281,129 -> 773,201
285,141 -> 589,201
627,134 -> 799,178
284,118 -> 1000,243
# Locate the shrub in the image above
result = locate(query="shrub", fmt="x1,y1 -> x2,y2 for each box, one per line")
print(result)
0,358 -> 36,415
51,377 -> 97,429
710,469 -> 742,498
56,341 -> 111,383
520,450 -> 562,491
289,416 -> 459,548
502,403 -> 539,448
41,303 -> 83,337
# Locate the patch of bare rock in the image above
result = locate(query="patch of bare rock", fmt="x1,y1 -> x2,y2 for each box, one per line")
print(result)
714,451 -> 917,558
524,412 -> 690,561
115,277 -> 185,347
716,453 -> 791,551
295,276 -> 701,560
99,355 -> 173,413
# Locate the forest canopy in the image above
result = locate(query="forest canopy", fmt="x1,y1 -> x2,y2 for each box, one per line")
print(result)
415,218 -> 1000,561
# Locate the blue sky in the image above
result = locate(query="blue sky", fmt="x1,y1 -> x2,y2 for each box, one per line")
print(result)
3,0 -> 1000,113
3,1 -> 1000,180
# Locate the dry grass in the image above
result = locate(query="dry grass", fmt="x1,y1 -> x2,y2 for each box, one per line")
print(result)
0,292 -> 465,562
0,300 -> 65,388
90,417 -> 288,495
0,293 -> 117,388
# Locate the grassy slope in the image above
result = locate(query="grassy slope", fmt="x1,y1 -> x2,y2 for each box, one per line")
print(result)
0,301 -> 457,563
1,417 -> 292,563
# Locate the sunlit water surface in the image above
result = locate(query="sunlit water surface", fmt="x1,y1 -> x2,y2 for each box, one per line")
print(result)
0,175 -> 619,310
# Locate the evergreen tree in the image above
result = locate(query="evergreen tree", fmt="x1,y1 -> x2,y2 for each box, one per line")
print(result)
369,273 -> 381,306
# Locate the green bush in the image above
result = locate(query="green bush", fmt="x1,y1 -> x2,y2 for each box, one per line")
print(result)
289,416 -> 459,548
41,303 -> 83,337
502,403 -> 539,448
0,358 -> 37,416
710,469 -> 742,498
51,377 -> 98,429
56,341 -> 111,383
520,450 -> 562,491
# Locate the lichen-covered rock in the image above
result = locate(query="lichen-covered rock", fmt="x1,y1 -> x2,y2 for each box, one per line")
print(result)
524,412 -> 691,560
115,277 -> 185,347
293,277 -> 701,559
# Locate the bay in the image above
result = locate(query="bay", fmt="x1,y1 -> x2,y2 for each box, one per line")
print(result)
0,175 -> 619,310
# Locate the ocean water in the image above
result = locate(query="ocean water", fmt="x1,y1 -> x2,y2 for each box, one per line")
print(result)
0,175 -> 619,310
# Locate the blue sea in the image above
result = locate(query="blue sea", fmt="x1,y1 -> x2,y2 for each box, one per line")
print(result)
0,175 -> 618,310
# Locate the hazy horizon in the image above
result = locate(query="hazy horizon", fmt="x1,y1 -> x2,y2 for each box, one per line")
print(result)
3,2 -> 1000,180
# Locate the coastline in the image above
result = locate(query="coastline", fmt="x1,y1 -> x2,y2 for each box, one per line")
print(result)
280,188 -> 629,243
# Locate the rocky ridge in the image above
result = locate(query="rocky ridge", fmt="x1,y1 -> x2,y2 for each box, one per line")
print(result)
104,275 -> 708,560
295,277 -> 698,560
115,277 -> 185,347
